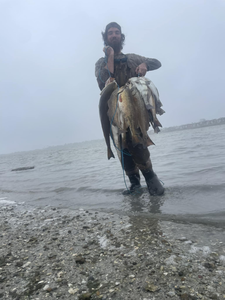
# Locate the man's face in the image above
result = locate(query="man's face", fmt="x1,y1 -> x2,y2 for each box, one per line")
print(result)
107,27 -> 122,52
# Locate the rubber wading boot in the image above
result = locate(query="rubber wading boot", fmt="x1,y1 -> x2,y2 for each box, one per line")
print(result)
122,173 -> 141,195
142,170 -> 164,196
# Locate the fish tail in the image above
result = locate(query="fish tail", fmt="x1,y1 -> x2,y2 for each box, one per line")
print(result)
107,148 -> 115,160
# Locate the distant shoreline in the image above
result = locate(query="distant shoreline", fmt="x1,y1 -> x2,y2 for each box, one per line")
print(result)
159,117 -> 225,133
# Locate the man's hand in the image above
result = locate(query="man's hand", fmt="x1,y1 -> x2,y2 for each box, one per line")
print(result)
103,46 -> 114,74
135,63 -> 147,77
103,46 -> 114,57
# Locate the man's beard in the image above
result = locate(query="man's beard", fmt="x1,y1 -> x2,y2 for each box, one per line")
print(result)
107,40 -> 122,54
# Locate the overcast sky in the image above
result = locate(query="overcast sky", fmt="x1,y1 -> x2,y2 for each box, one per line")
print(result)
1,0 -> 225,154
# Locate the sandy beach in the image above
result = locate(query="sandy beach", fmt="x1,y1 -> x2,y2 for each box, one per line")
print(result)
1,205 -> 225,300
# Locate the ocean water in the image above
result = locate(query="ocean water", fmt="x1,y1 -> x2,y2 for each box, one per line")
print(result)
1,124 -> 225,227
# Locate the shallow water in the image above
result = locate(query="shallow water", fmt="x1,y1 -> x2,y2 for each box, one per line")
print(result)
1,124 -> 225,227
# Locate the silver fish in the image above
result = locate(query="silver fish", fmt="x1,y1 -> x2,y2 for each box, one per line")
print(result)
127,77 -> 165,132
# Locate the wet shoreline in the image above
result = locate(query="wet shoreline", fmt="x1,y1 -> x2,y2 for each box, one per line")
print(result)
1,205 -> 225,299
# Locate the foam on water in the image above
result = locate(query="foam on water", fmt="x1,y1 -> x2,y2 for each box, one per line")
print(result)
219,255 -> 225,264
189,245 -> 211,255
98,235 -> 108,248
0,197 -> 16,205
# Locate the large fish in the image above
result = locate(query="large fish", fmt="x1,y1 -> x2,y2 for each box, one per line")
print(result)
99,80 -> 118,159
107,83 -> 154,149
99,77 -> 165,158
127,77 -> 165,133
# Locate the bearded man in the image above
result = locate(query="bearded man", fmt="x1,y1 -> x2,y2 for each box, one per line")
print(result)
95,22 -> 164,196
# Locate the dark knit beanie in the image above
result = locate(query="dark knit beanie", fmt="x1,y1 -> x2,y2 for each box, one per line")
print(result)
104,22 -> 121,34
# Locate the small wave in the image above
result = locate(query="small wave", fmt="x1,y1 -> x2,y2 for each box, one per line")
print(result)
0,189 -> 14,193
62,161 -> 73,165
0,197 -> 16,205
167,183 -> 225,193
76,186 -> 89,191
76,186 -> 123,194
51,168 -> 73,173
0,189 -> 40,194
34,197 -> 49,202
52,187 -> 77,193
192,166 -> 224,174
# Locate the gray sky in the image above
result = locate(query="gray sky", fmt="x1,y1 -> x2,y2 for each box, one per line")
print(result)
1,0 -> 225,154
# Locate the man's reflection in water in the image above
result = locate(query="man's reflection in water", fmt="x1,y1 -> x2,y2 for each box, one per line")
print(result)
123,187 -> 165,214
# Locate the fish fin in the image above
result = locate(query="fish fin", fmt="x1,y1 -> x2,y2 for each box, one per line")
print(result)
154,119 -> 162,127
154,127 -> 160,133
150,121 -> 161,133
146,104 -> 154,110
157,108 -> 165,115
147,135 -> 155,146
